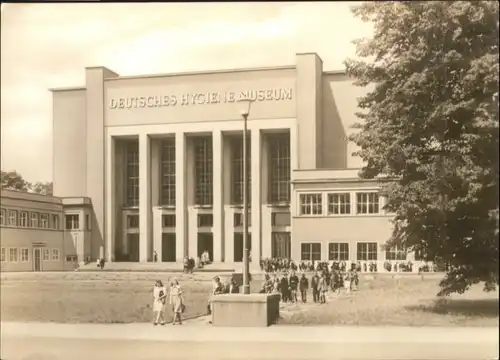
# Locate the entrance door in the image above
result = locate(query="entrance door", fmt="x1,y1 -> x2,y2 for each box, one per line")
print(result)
162,233 -> 176,262
127,234 -> 140,262
271,232 -> 291,259
197,233 -> 213,261
33,248 -> 42,272
234,233 -> 252,262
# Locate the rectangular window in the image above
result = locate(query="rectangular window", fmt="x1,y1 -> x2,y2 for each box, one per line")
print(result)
271,212 -> 291,227
329,243 -> 349,261
52,249 -> 60,261
86,214 -> 91,231
269,134 -> 290,204
299,193 -> 323,215
327,193 -> 351,215
231,136 -> 251,205
7,210 -> 17,226
20,211 -> 28,227
0,208 -> 5,226
40,213 -> 49,229
162,214 -> 176,227
194,137 -> 213,206
271,232 -> 291,259
161,138 -> 176,206
1,248 -> 5,262
9,248 -> 18,262
125,140 -> 140,207
65,214 -> 79,230
43,248 -> 50,261
127,214 -> 139,229
385,245 -> 407,261
198,214 -> 213,227
357,242 -> 378,261
51,214 -> 59,230
30,212 -> 39,228
356,193 -> 380,214
301,243 -> 321,261
21,248 -> 29,262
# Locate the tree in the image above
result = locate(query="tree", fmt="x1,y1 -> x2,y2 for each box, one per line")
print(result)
0,170 -> 31,192
31,181 -> 53,196
345,1 -> 499,295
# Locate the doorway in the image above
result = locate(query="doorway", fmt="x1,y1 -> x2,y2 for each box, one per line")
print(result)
127,234 -> 140,262
233,233 -> 252,262
33,248 -> 42,272
162,233 -> 176,262
197,233 -> 213,261
271,232 -> 291,259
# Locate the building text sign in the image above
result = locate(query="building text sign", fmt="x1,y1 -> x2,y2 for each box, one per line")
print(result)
109,87 -> 293,110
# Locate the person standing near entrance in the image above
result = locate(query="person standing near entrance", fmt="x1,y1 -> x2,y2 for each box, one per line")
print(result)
152,280 -> 167,325
299,273 -> 309,303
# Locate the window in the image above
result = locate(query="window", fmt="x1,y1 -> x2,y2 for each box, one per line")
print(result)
0,208 -> 5,225
301,243 -> 321,261
385,245 -> 407,261
9,248 -> 18,262
66,255 -> 78,262
65,214 -> 79,230
43,248 -> 50,261
271,212 -> 291,226
357,242 -> 378,261
233,213 -> 250,227
327,193 -> 351,215
7,210 -> 17,226
21,248 -> 29,262
125,140 -> 140,207
162,214 -> 176,227
51,214 -> 59,230
51,249 -> 60,261
40,213 -> 49,229
198,214 -> 213,227
356,192 -> 380,214
269,134 -> 290,204
20,211 -> 28,227
272,232 -> 291,259
30,212 -> 39,228
194,137 -> 213,206
127,215 -> 139,229
231,136 -> 251,205
86,214 -> 91,231
1,248 -> 5,262
299,194 -> 323,215
329,243 -> 349,261
161,138 -> 176,206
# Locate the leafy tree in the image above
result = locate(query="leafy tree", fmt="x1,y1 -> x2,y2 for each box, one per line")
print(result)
0,170 -> 31,192
31,181 -> 53,196
345,1 -> 499,295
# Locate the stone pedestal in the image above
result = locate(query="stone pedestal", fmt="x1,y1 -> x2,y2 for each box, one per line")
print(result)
211,294 -> 280,327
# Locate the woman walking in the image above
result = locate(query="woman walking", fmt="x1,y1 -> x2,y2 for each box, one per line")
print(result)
169,278 -> 185,325
153,280 -> 167,325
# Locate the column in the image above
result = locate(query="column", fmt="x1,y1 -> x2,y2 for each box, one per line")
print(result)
212,130 -> 223,262
105,135 -> 116,262
251,129 -> 262,268
139,134 -> 152,262
151,140 -> 161,260
175,132 -> 187,262
260,136 -> 272,259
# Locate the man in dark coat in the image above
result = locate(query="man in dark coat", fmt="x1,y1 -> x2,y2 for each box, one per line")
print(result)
288,271 -> 299,303
310,271 -> 320,303
280,273 -> 290,303
299,273 -> 309,303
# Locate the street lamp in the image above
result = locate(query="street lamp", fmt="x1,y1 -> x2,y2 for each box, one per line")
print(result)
238,98 -> 253,295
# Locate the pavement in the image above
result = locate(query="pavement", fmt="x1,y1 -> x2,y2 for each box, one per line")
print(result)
1,322 -> 498,360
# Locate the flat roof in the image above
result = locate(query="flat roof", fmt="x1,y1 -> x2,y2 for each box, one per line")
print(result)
0,189 -> 62,205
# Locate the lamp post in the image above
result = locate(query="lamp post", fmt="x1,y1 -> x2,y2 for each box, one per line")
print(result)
238,98 -> 253,295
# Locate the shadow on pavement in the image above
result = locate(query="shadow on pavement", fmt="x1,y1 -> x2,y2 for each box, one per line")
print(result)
406,298 -> 499,318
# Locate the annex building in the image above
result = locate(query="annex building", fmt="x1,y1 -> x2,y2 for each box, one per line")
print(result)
0,52 -> 425,272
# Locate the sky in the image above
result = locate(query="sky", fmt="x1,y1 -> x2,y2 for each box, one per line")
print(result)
0,2 -> 373,183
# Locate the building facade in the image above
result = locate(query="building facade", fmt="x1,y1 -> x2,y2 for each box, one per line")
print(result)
50,52 -> 422,270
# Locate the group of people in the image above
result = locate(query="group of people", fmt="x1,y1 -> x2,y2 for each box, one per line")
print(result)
152,278 -> 185,326
259,265 -> 360,304
182,250 -> 212,273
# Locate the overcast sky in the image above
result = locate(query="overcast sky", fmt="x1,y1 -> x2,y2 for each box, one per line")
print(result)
0,2 -> 372,182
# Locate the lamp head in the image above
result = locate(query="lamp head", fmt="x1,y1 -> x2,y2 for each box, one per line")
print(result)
238,98 -> 253,118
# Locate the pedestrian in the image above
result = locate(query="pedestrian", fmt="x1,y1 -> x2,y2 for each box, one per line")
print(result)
169,278 -> 185,325
299,273 -> 309,303
153,251 -> 158,263
289,271 -> 299,303
153,280 -> 167,325
310,271 -> 320,303
319,273 -> 327,304
280,273 -> 289,303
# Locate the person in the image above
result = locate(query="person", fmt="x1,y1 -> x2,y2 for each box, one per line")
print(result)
343,270 -> 352,295
289,271 -> 299,303
225,277 -> 240,294
99,258 -> 105,270
207,276 -> 224,316
310,272 -> 320,303
318,272 -> 327,304
169,278 -> 184,325
183,257 -> 189,273
260,274 -> 273,294
280,273 -> 289,303
153,280 -> 167,325
153,251 -> 158,263
299,273 -> 309,303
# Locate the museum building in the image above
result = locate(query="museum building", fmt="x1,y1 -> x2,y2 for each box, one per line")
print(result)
41,52 -> 417,270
